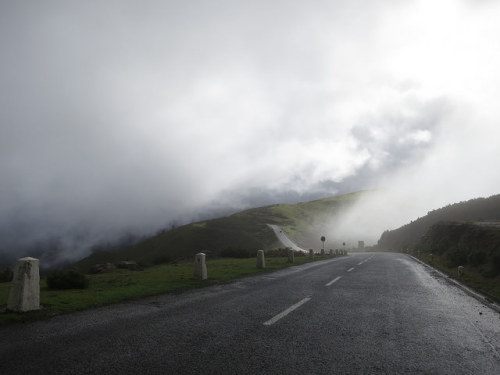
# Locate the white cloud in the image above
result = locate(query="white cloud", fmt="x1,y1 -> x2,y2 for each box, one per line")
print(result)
1,0 -> 500,264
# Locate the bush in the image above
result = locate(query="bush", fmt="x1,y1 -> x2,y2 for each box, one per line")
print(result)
266,248 -> 305,257
153,255 -> 172,265
0,268 -> 13,283
219,247 -> 254,258
491,253 -> 500,276
266,248 -> 289,257
46,270 -> 89,290
467,250 -> 487,266
445,246 -> 468,268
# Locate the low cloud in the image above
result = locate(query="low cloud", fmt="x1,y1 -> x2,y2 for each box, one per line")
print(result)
1,0 -> 500,267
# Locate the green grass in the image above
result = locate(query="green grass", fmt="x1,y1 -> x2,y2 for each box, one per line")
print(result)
0,255 -> 335,327
415,252 -> 500,303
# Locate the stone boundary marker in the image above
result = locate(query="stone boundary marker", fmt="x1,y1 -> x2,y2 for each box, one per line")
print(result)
194,253 -> 207,280
257,250 -> 265,269
7,257 -> 40,312
287,249 -> 294,263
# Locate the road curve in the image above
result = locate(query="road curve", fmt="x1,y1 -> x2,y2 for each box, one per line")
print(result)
267,224 -> 305,251
1,252 -> 499,374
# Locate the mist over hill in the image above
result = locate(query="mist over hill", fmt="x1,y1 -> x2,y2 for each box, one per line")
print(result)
0,188 -> 361,272
70,192 -> 365,273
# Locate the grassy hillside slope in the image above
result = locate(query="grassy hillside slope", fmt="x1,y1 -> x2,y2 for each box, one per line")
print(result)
71,191 -> 365,273
377,194 -> 500,301
414,222 -> 500,302
418,222 -> 500,272
378,194 -> 500,251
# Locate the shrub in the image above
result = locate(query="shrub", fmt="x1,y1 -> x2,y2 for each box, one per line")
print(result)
266,248 -> 305,257
467,250 -> 487,266
0,268 -> 13,283
153,255 -> 172,265
88,263 -> 116,274
219,247 -> 254,258
445,246 -> 468,268
46,270 -> 89,289
266,248 -> 289,257
491,253 -> 500,276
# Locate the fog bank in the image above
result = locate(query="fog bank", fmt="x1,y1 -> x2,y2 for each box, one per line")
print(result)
2,0 -> 500,267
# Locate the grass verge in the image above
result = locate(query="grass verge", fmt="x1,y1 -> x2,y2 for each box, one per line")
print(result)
0,255 -> 334,327
415,252 -> 500,303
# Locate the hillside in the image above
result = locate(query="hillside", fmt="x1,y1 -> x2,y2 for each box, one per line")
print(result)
418,222 -> 500,272
71,191 -> 365,273
378,194 -> 500,251
377,194 -> 500,286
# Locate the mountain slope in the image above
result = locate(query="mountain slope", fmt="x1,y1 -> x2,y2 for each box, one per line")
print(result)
377,194 -> 500,282
71,191 -> 365,272
378,194 -> 500,251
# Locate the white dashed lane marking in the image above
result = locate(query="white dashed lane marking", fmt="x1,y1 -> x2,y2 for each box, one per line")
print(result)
325,276 -> 342,287
263,297 -> 312,326
266,256 -> 371,326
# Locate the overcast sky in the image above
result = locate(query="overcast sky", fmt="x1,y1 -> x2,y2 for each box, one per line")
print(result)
2,0 -> 500,266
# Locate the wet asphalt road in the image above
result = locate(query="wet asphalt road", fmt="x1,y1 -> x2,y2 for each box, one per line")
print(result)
1,252 -> 500,374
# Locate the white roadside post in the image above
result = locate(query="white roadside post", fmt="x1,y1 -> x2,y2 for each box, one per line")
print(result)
194,253 -> 207,280
257,250 -> 265,269
7,257 -> 40,312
